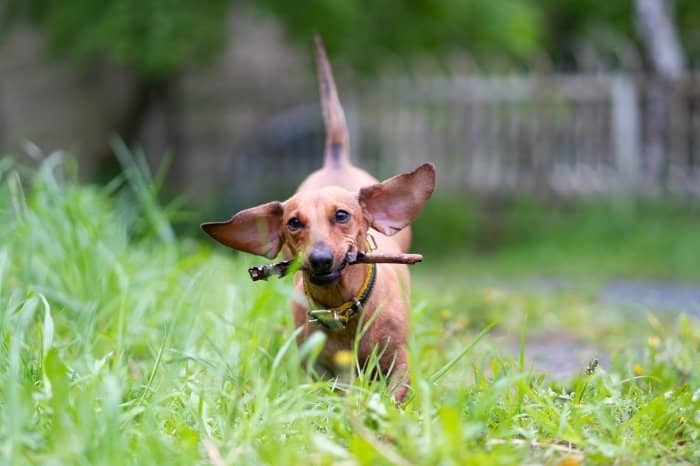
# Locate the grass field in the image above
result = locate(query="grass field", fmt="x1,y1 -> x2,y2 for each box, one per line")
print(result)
412,195 -> 700,281
1,152 -> 699,465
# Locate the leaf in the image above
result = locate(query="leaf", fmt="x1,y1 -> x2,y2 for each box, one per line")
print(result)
40,294 -> 54,358
348,435 -> 378,466
44,348 -> 70,413
438,406 -> 463,446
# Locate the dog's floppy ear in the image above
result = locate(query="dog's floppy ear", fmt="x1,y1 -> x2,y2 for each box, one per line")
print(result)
201,201 -> 284,259
358,163 -> 436,236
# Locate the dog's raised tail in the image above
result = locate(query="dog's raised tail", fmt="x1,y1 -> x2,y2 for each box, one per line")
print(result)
314,35 -> 350,169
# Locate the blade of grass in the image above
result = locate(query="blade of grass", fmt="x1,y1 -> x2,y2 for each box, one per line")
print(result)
519,316 -> 526,372
111,138 -> 174,244
429,322 -> 495,384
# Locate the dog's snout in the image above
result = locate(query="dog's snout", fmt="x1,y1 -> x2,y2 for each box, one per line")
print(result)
309,248 -> 334,273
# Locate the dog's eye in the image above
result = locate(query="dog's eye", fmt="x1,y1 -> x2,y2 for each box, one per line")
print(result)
287,217 -> 303,231
334,210 -> 351,224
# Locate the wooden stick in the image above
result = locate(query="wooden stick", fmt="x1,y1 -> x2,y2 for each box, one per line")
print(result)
248,252 -> 423,281
248,261 -> 294,281
349,251 -> 423,265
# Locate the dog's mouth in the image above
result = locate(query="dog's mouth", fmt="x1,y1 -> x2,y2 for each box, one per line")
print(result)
307,270 -> 342,286
305,251 -> 352,286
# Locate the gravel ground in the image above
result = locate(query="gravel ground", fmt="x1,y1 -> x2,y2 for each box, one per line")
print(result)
600,280 -> 700,319
505,334 -> 606,381
508,280 -> 700,379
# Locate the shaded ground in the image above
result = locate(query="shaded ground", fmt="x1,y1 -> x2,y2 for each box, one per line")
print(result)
509,335 -> 607,380
600,280 -> 700,319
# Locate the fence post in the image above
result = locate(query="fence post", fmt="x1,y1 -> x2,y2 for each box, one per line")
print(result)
611,74 -> 641,185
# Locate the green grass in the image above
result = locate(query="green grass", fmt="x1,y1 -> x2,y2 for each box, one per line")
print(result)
412,196 -> 700,280
1,151 -> 699,465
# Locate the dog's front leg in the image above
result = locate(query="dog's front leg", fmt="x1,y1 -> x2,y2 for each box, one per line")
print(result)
381,346 -> 410,403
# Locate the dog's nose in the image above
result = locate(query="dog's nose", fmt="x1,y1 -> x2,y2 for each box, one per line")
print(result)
309,249 -> 334,274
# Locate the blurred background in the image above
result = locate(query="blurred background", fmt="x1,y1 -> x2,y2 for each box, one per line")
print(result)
1,0 -> 699,275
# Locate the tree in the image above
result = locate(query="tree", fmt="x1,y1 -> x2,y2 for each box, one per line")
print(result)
4,0 -> 698,79
635,0 -> 686,186
3,0 -> 231,78
3,0 -> 232,177
254,0 -> 542,72
2,0 -> 697,188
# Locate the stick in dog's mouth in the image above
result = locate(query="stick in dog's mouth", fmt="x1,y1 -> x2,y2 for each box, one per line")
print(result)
248,252 -> 423,281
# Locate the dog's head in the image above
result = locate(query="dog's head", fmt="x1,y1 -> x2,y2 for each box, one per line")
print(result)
202,163 -> 435,285
202,36 -> 435,285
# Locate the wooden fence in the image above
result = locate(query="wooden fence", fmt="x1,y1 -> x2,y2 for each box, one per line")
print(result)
344,73 -> 700,197
3,51 -> 699,203
3,24 -> 698,201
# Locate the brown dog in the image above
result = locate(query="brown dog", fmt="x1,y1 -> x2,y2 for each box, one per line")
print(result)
202,37 -> 435,402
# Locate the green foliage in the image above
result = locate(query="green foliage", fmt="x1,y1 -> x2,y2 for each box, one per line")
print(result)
537,0 -> 700,68
255,0 -> 542,71
677,0 -> 700,62
4,0 -> 231,78
4,0 -> 700,76
411,196 -> 479,255
256,0 -> 700,71
412,196 -> 700,280
536,0 -> 634,67
1,152 -> 699,464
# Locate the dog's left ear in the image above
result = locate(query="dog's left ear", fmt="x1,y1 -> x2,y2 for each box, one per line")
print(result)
358,163 -> 436,236
201,201 -> 284,259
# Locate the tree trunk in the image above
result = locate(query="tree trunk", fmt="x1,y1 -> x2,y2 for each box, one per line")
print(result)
634,0 -> 686,190
95,76 -> 184,188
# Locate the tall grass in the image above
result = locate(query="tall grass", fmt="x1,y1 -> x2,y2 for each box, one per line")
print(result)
1,150 -> 698,464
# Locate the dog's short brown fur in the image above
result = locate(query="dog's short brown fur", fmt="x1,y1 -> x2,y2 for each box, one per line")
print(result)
202,37 -> 435,402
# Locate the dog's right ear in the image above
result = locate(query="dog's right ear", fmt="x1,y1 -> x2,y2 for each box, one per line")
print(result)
359,163 -> 436,236
201,201 -> 284,259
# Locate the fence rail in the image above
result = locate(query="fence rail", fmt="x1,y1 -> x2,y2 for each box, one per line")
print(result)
347,73 -> 700,197
3,58 -> 700,202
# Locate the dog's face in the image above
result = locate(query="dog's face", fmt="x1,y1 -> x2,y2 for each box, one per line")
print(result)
202,163 -> 435,286
282,186 -> 367,285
